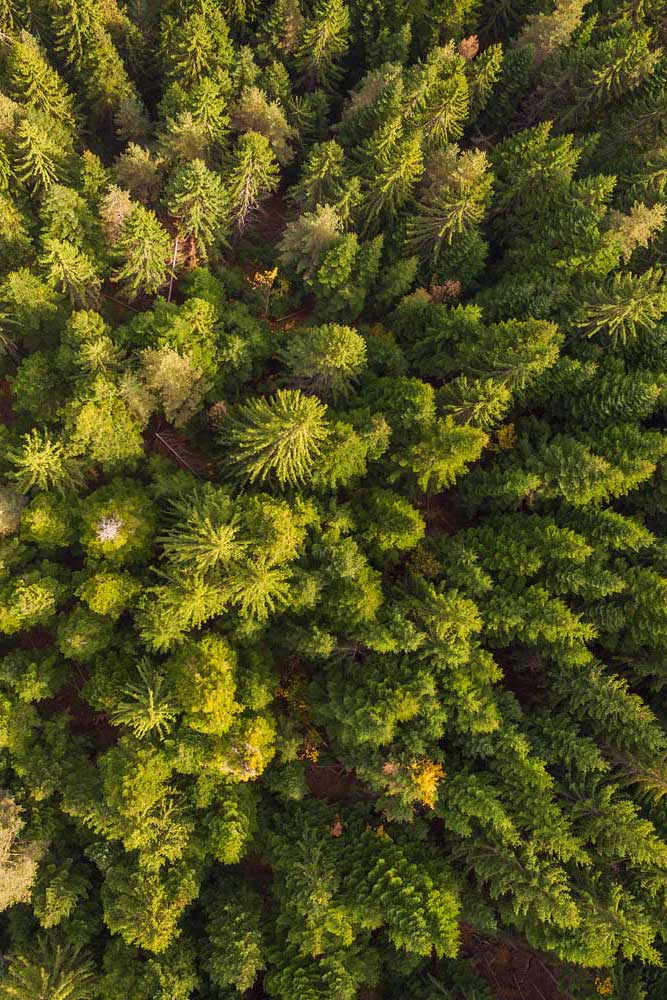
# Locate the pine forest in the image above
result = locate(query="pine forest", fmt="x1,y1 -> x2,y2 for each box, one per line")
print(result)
6,0 -> 667,997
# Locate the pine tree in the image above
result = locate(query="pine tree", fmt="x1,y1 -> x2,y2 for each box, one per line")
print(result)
0,792 -> 44,912
607,202 -> 666,263
227,131 -> 280,233
40,239 -> 101,309
416,60 -> 469,150
575,268 -> 667,346
407,147 -> 492,262
288,141 -> 358,221
0,938 -> 97,1000
165,160 -> 228,262
113,205 -> 172,299
50,0 -> 97,70
13,112 -> 71,193
439,376 -> 511,429
279,204 -> 343,281
162,0 -> 235,89
467,42 -> 503,119
262,0 -> 305,57
219,388 -> 329,486
111,660 -> 177,739
360,118 -> 423,234
159,485 -> 241,573
140,347 -> 210,426
279,323 -> 366,399
394,417 -> 487,493
516,0 -> 587,65
112,144 -> 160,205
206,878 -> 266,992
232,86 -> 295,165
8,429 -> 84,494
296,0 -> 350,88
8,31 -> 77,130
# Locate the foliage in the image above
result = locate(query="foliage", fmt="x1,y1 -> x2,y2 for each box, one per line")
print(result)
1,2 -> 667,998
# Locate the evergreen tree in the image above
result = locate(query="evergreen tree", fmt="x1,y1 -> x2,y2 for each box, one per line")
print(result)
0,938 -> 97,1000
113,205 -> 172,299
279,203 -> 343,282
0,793 -> 44,912
359,118 -> 423,234
232,86 -> 295,165
206,878 -> 266,992
296,0 -> 351,88
8,429 -> 84,494
161,0 -> 235,89
13,112 -> 72,193
40,239 -> 101,309
575,268 -> 667,346
279,323 -> 366,399
8,31 -> 77,130
219,389 -> 329,486
407,147 -> 492,262
227,131 -> 280,233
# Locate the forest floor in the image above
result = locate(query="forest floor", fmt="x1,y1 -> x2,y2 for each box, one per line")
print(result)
461,925 -> 576,1000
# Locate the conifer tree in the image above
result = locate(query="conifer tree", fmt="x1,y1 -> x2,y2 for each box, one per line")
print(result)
219,388 -> 329,486
162,0 -> 235,89
113,205 -> 172,299
516,0 -> 587,65
0,793 -> 44,912
13,113 -> 71,193
279,323 -> 366,399
8,31 -> 77,130
206,879 -> 266,992
0,938 -> 97,1000
227,131 -> 280,233
40,239 -> 101,309
166,160 -> 229,262
279,203 -> 343,281
8,429 -> 84,495
360,119 -> 423,233
50,0 -> 96,70
140,347 -> 210,426
296,0 -> 351,88
232,86 -> 295,165
159,485 -> 241,573
289,141 -> 358,221
575,268 -> 667,346
110,660 -> 176,739
407,147 -> 492,262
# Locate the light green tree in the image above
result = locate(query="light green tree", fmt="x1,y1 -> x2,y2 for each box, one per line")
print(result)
220,388 -> 329,486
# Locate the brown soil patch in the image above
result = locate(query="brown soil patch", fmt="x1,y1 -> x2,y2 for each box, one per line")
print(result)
253,192 -> 290,243
418,492 -> 466,537
0,379 -> 14,425
18,627 -> 54,651
269,298 -> 316,332
41,679 -> 118,751
147,419 -> 213,477
306,762 -> 373,804
461,925 -> 583,999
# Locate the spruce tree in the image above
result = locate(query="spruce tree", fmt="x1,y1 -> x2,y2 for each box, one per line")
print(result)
296,0 -> 350,88
166,160 -> 229,262
113,205 -> 172,299
219,389 -> 329,486
0,939 -> 97,1000
227,131 -> 280,233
